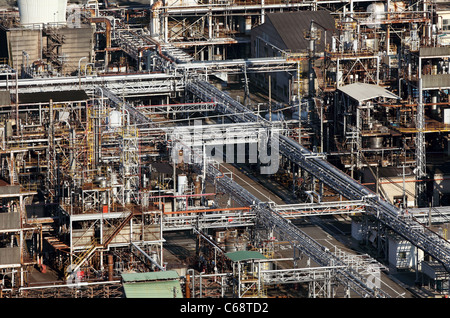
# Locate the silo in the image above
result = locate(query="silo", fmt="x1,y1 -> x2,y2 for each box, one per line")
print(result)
18,0 -> 68,27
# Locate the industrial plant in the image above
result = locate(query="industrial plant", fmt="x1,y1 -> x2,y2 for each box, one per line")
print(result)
1,0 -> 450,299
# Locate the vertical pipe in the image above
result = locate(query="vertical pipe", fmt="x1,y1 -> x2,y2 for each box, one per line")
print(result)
69,218 -> 73,277
15,71 -> 18,136
199,272 -> 202,298
261,0 -> 265,24
108,254 -> 113,281
269,75 -> 272,122
208,11 -> 213,39
185,274 -> 191,298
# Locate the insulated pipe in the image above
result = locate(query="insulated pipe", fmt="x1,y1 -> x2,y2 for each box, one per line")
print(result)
89,17 -> 112,48
107,254 -> 113,281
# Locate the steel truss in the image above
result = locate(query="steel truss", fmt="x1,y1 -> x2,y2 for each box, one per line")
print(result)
0,73 -> 183,97
177,57 -> 298,74
199,158 -> 389,297
163,209 -> 256,231
272,200 -> 366,218
186,79 -> 450,273
261,266 -> 340,297
137,102 -> 217,115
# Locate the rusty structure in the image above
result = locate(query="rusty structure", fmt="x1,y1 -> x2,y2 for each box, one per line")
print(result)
0,0 -> 450,299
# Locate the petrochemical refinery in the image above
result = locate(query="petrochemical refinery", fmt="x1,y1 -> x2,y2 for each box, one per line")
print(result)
0,0 -> 450,298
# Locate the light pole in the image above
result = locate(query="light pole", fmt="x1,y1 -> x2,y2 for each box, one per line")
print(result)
78,57 -> 87,89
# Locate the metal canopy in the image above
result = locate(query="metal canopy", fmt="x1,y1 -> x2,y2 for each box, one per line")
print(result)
226,250 -> 267,262
338,82 -> 399,102
121,271 -> 183,298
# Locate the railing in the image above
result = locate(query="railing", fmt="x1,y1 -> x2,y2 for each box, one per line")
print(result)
65,238 -> 99,280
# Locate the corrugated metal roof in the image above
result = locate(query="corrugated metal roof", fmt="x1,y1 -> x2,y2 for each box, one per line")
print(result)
18,90 -> 89,104
420,47 -> 450,57
0,91 -> 11,106
225,250 -> 266,262
122,271 -> 179,283
0,247 -> 21,266
422,74 -> 450,89
123,280 -> 183,298
0,213 -> 20,231
337,83 -> 399,102
265,10 -> 336,52
121,271 -> 183,298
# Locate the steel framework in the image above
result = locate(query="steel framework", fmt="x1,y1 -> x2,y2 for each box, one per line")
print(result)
186,79 -> 450,275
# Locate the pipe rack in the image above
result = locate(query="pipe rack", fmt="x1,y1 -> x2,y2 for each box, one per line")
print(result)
186,79 -> 450,274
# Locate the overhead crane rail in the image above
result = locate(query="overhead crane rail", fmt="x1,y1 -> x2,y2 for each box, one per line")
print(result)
186,79 -> 450,273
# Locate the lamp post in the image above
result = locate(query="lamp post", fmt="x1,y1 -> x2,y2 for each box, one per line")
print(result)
78,56 -> 87,89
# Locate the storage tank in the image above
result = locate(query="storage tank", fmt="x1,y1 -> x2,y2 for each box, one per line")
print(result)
366,3 -> 385,28
369,136 -> 384,149
18,0 -> 67,27
109,110 -> 122,129
177,174 -> 188,195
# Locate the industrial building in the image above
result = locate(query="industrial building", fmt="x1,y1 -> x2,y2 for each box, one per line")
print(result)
0,0 -> 450,299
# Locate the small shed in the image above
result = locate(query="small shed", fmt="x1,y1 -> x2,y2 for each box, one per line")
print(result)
226,250 -> 268,297
250,10 -> 336,102
388,233 -> 424,271
337,82 -> 400,103
225,250 -> 267,262
121,271 -> 183,298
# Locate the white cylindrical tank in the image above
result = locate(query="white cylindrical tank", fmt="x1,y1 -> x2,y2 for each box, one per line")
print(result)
18,0 -> 67,27
367,3 -> 385,28
177,174 -> 188,195
109,110 -> 122,129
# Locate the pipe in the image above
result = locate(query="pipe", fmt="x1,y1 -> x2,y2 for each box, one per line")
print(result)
185,274 -> 191,298
89,17 -> 112,48
107,254 -> 114,281
149,192 -> 216,199
163,206 -> 251,215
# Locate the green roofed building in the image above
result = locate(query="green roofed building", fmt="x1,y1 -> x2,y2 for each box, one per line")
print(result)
225,250 -> 267,262
225,250 -> 268,297
121,271 -> 183,298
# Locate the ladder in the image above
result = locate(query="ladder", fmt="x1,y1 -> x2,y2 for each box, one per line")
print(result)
65,239 -> 98,280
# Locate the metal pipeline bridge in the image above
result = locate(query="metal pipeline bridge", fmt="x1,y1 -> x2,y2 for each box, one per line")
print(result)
93,78 -> 450,297
185,79 -> 450,275
96,79 -> 392,297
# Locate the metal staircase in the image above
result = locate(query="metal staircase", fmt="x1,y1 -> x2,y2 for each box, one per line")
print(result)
64,209 -> 137,280
65,239 -> 99,280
